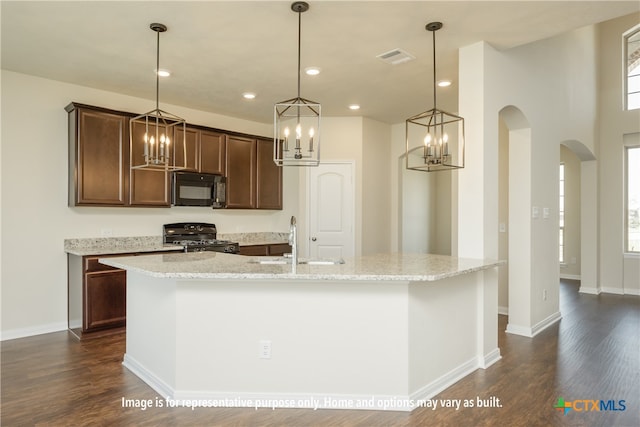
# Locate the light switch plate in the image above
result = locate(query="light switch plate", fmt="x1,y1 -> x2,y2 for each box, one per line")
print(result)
532,206 -> 540,219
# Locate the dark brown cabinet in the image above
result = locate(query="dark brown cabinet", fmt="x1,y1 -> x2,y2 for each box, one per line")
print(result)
225,137 -> 283,210
174,127 -> 226,175
129,121 -> 171,206
67,103 -> 171,207
238,243 -> 291,256
68,253 -> 128,338
256,138 -> 283,209
226,135 -> 257,209
66,104 -> 129,206
67,102 -> 281,210
68,251 -> 176,339
200,130 -> 227,175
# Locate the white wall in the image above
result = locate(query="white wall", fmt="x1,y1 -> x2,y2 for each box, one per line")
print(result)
0,70 -> 299,337
458,22 -> 604,334
362,117 -> 391,255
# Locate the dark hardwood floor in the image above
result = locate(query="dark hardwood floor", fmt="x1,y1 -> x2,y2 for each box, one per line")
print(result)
2,280 -> 638,426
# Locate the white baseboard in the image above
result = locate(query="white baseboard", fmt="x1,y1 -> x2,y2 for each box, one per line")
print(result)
1,322 -> 68,341
123,353 -> 482,412
498,305 -> 509,316
122,354 -> 174,399
531,311 -> 562,336
505,311 -> 561,338
601,286 -> 624,295
623,288 -> 640,296
479,348 -> 502,369
409,356 -> 480,406
560,273 -> 581,280
579,286 -> 600,295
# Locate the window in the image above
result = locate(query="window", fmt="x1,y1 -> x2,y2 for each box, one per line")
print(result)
627,146 -> 640,252
559,163 -> 565,263
625,25 -> 640,110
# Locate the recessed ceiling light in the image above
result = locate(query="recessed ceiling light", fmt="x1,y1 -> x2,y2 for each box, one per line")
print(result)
437,80 -> 452,87
242,92 -> 256,100
157,69 -> 171,77
349,104 -> 360,110
305,67 -> 321,76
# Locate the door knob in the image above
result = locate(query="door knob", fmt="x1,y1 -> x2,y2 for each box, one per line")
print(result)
311,237 -> 317,241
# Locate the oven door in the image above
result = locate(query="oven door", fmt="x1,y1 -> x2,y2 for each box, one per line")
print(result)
172,172 -> 221,207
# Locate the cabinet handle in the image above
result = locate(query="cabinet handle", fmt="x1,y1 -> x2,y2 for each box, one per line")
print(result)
311,237 -> 317,241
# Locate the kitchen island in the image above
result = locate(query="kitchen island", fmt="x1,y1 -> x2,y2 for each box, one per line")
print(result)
101,252 -> 502,412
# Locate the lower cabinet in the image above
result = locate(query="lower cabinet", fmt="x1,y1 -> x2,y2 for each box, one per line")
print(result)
68,251 -> 172,339
239,243 -> 291,256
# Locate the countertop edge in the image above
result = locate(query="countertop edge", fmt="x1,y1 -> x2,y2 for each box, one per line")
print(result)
99,256 -> 504,282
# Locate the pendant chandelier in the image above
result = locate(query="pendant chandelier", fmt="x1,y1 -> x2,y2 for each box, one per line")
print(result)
274,1 -> 321,167
405,22 -> 465,172
130,23 -> 187,172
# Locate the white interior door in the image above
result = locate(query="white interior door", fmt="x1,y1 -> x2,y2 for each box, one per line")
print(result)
308,162 -> 355,259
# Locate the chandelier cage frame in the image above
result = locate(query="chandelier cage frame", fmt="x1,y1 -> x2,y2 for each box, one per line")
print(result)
130,22 -> 187,172
405,21 -> 465,172
274,1 -> 322,167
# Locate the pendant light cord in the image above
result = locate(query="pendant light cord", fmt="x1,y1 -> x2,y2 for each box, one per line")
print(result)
156,29 -> 160,111
297,8 -> 302,99
432,28 -> 437,110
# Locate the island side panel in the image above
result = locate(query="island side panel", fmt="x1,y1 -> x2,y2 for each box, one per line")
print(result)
173,279 -> 410,398
477,268 -> 501,367
407,272 -> 481,398
123,271 -> 177,396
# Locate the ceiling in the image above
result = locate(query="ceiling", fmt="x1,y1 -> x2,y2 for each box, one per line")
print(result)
2,1 -> 639,124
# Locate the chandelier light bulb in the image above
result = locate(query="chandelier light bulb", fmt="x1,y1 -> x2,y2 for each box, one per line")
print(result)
424,134 -> 432,146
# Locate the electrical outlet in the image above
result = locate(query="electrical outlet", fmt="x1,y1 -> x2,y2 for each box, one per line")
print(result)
543,289 -> 547,301
259,340 -> 271,359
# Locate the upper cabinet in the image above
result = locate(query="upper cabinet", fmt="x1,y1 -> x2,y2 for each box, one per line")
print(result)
174,127 -> 226,175
129,121 -> 171,207
66,102 -> 282,210
225,135 -> 257,209
66,103 -> 130,206
256,138 -> 282,209
225,137 -> 283,210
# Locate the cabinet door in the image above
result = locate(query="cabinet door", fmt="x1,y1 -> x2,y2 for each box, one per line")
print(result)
71,107 -> 129,205
226,136 -> 256,208
268,243 -> 292,256
129,121 -> 171,206
238,245 -> 269,256
84,270 -> 126,331
174,127 -> 199,172
200,130 -> 226,175
256,138 -> 283,209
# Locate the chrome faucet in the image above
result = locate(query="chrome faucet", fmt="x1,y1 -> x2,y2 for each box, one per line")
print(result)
289,215 -> 298,273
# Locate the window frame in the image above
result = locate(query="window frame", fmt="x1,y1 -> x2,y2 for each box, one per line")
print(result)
559,163 -> 565,263
625,144 -> 640,253
624,24 -> 640,111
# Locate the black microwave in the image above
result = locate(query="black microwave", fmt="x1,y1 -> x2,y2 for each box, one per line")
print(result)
172,172 -> 226,208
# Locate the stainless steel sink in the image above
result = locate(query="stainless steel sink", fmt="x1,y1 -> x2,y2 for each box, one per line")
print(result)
300,259 -> 345,265
250,257 -> 344,266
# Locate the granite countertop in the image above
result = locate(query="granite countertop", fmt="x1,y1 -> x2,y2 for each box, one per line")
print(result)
99,252 -> 504,282
219,232 -> 289,246
64,236 -> 183,256
64,233 -> 289,256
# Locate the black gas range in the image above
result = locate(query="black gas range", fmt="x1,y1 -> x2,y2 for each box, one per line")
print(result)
163,222 -> 239,254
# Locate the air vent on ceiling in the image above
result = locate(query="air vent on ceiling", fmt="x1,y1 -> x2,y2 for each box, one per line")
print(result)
376,48 -> 415,65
